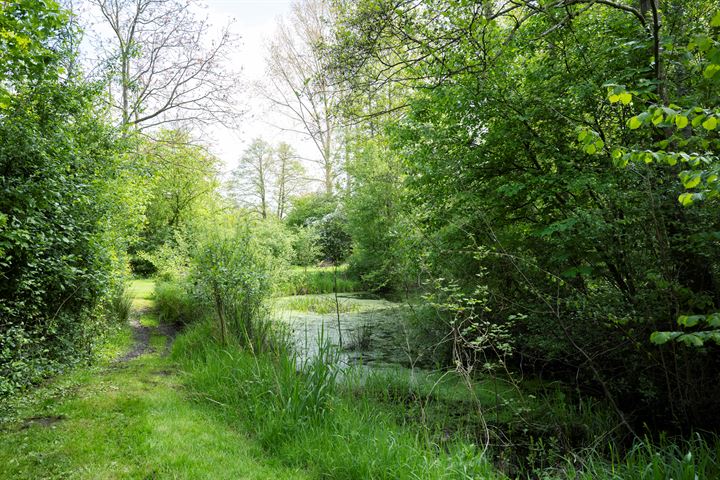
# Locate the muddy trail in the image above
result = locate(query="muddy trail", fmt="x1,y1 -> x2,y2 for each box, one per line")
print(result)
115,307 -> 181,362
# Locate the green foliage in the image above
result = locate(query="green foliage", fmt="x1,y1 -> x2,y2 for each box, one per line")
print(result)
330,0 -> 720,432
555,434 -> 720,480
107,285 -> 132,324
291,224 -> 321,267
344,133 -> 419,292
172,321 -> 498,479
129,130 -> 222,276
603,12 -> 720,348
154,281 -> 199,325
139,229 -> 192,282
0,0 -> 125,398
315,209 -> 352,264
275,266 -> 361,296
189,224 -> 276,351
285,192 -> 337,227
250,217 -> 296,267
280,295 -> 361,314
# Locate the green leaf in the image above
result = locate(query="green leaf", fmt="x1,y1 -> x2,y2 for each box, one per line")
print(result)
704,64 -> 720,80
678,333 -> 704,347
675,115 -> 689,129
683,174 -> 702,189
608,94 -> 620,104
618,92 -> 632,105
678,315 -> 704,327
651,331 -> 680,345
711,11 -> 720,27
702,116 -> 718,130
628,116 -> 643,129
692,115 -> 706,127
679,192 -> 695,206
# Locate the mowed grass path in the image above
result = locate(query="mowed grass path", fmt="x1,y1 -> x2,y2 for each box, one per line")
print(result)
0,280 -> 308,480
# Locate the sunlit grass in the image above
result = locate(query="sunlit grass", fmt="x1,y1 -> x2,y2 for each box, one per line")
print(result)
0,355 -> 308,479
139,312 -> 159,327
128,278 -> 155,299
0,279 -> 308,480
172,321 -> 499,479
95,326 -> 134,363
277,295 -> 362,314
276,265 -> 361,296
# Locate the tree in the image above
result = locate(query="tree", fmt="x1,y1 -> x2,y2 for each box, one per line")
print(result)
230,138 -> 275,219
140,130 -> 221,244
274,142 -> 306,219
331,0 -> 720,430
284,191 -> 337,227
262,0 -> 342,194
89,0 -> 239,130
292,224 -> 321,269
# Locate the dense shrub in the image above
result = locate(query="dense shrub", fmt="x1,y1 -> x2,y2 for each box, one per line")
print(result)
0,1 -> 122,397
154,281 -> 199,325
331,1 -> 720,432
189,225 -> 276,351
315,209 -> 352,264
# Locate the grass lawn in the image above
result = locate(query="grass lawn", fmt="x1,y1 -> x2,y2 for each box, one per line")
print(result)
0,280 -> 308,480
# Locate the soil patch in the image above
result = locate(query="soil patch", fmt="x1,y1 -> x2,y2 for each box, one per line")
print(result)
115,317 -> 152,362
157,323 -> 181,356
21,415 -> 65,429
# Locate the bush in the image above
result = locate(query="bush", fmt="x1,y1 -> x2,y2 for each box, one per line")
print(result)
154,281 -> 198,325
190,225 -> 276,352
107,284 -> 132,324
138,232 -> 192,282
0,1 -> 122,398
315,209 -> 352,264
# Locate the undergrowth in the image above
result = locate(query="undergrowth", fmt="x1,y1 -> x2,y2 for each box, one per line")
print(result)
154,280 -> 198,325
276,266 -> 361,296
279,295 -> 361,314
172,321 -> 498,479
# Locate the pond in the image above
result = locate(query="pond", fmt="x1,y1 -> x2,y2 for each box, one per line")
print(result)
272,293 -> 421,369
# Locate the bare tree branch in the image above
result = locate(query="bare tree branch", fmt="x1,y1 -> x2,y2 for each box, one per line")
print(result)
89,0 -> 242,131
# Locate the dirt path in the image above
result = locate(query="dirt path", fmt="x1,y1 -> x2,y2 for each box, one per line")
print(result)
115,315 -> 152,362
115,308 -> 180,363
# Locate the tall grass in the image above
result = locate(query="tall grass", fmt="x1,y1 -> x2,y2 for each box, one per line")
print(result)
548,434 -> 720,480
107,284 -> 132,323
154,281 -> 199,324
172,321 -> 498,479
276,266 -> 361,296
280,295 -> 361,314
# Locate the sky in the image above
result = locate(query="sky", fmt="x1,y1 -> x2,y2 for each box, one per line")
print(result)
77,0 -> 316,176
198,0 -> 317,175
